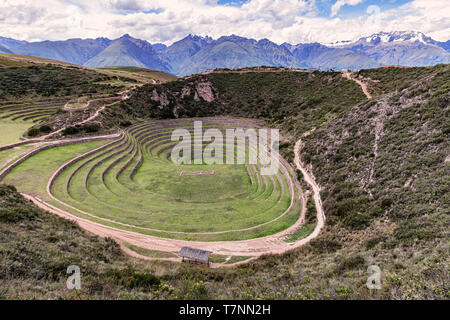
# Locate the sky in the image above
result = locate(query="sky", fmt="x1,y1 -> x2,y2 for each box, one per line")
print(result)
0,0 -> 449,44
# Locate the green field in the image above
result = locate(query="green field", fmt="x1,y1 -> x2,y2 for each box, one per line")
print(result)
0,99 -> 71,132
3,141 -> 109,196
2,118 -> 302,241
0,119 -> 33,145
0,144 -> 36,170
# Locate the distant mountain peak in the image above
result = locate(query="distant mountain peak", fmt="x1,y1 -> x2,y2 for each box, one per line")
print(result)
0,36 -> 28,49
183,34 -> 213,42
359,31 -> 432,45
327,31 -> 436,47
218,34 -> 250,41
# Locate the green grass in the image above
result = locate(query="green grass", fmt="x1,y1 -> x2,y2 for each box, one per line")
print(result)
209,254 -> 229,263
209,254 -> 252,264
2,141 -> 109,197
0,118 -> 34,145
0,144 -> 36,170
285,224 -> 315,242
0,65 -> 448,300
1,183 -> 448,300
225,256 -> 252,264
123,243 -> 178,258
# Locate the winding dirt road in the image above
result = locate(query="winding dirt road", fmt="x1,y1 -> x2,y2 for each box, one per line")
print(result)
294,137 -> 326,241
343,71 -> 372,99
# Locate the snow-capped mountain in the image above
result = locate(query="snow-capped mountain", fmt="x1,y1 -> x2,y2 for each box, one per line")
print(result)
359,31 -> 433,45
332,31 -> 450,66
329,31 -> 449,51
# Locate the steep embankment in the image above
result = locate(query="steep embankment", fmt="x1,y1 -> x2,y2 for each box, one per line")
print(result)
302,65 -> 449,231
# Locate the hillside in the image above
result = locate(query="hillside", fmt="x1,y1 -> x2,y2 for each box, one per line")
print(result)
111,68 -> 366,135
98,66 -> 177,83
0,54 -> 176,100
0,184 -> 167,299
0,62 -> 119,101
0,54 -> 174,142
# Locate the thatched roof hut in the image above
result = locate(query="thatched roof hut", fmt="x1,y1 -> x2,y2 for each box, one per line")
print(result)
179,247 -> 212,267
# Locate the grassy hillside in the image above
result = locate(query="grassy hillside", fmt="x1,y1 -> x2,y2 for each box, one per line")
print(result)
0,184 -> 168,299
105,65 -> 449,298
0,53 -> 83,68
106,70 -> 366,138
302,64 -> 449,230
0,63 -> 126,101
0,55 -> 150,141
99,66 -> 177,83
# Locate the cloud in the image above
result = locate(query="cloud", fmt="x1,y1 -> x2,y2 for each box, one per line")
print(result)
0,0 -> 448,44
330,0 -> 364,17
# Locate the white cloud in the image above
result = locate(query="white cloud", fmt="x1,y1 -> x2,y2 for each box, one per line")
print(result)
0,0 -> 448,45
330,0 -> 364,17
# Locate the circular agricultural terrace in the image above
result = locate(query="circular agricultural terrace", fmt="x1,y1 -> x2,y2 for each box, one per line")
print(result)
2,117 -> 311,257
0,99 -> 69,123
50,117 -> 301,240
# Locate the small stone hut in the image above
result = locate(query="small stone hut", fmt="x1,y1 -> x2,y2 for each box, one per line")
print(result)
179,247 -> 212,267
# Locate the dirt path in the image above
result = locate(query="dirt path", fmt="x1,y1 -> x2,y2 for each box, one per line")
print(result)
63,97 -> 117,111
63,89 -> 132,111
343,71 -> 372,99
22,88 -> 132,141
38,102 -> 116,140
40,100 -> 122,140
293,137 -> 326,244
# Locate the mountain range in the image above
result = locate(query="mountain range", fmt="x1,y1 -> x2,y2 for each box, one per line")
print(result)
0,31 -> 449,76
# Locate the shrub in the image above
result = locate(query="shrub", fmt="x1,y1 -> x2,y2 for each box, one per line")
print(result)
335,255 -> 365,274
309,237 -> 342,254
365,236 -> 387,249
27,128 -> 40,137
83,123 -> 100,133
0,207 -> 37,223
62,126 -> 80,135
39,125 -> 52,133
120,120 -> 132,127
106,268 -> 160,290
